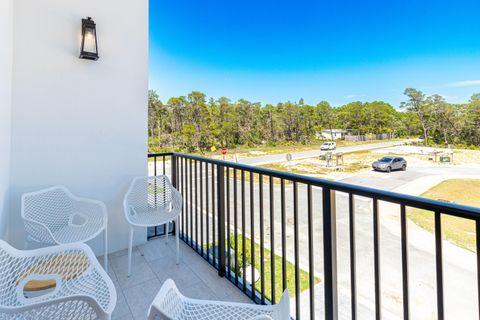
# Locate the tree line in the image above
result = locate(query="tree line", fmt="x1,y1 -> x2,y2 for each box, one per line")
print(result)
148,88 -> 480,152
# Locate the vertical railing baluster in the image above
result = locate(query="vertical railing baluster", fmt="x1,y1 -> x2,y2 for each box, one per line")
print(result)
323,187 -> 338,320
259,174 -> 265,304
154,155 -> 157,176
171,155 -> 177,237
250,172 -> 255,300
171,155 -> 177,189
242,170 -> 247,292
189,159 -> 193,247
400,204 -> 409,320
307,184 -> 315,319
195,160 -> 198,252
476,219 -> 480,319
200,161 -> 204,256
293,181 -> 300,319
163,155 -> 166,235
206,163 -> 210,263
234,169 -> 239,286
154,156 -> 158,237
435,211 -> 444,320
269,176 -> 276,304
349,194 -> 357,320
281,179 -> 287,292
182,157 -> 186,240
212,163 -> 216,268
185,157 -> 188,241
373,198 -> 381,319
162,155 -> 165,175
217,165 -> 226,277
226,167 -> 231,279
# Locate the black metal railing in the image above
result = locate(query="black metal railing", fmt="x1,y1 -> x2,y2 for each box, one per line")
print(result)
148,152 -> 480,320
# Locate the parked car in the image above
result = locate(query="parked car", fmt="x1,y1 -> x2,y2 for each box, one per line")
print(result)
320,141 -> 336,151
372,156 -> 407,172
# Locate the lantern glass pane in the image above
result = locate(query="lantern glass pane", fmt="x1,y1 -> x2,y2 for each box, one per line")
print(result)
83,27 -> 96,53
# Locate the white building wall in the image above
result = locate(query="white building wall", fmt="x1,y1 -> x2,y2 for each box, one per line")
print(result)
9,0 -> 149,253
0,0 -> 13,240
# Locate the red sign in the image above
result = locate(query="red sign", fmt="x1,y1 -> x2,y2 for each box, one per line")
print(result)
221,147 -> 227,155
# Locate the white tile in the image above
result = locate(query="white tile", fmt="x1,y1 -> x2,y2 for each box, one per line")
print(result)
190,258 -> 240,298
218,291 -> 256,304
150,260 -> 202,292
112,314 -> 134,320
110,247 -> 131,258
110,247 -> 145,272
123,278 -> 162,320
138,238 -> 176,262
115,260 -> 157,290
180,281 -> 218,300
112,289 -> 133,319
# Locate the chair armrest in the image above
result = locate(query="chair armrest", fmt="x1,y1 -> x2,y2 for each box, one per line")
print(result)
23,218 -> 57,244
72,198 -> 107,222
171,188 -> 183,213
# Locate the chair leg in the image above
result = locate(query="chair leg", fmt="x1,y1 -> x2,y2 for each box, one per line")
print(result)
165,222 -> 169,244
175,217 -> 180,265
128,226 -> 134,277
24,238 -> 28,250
104,228 -> 108,270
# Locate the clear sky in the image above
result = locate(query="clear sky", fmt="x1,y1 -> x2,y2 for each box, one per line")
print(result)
149,0 -> 480,107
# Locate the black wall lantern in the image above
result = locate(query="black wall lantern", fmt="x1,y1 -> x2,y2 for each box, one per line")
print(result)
79,17 -> 99,61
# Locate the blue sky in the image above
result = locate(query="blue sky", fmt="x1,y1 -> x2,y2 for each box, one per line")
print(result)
149,0 -> 480,107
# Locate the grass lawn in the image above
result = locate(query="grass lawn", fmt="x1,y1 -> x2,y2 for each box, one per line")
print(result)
408,179 -> 480,252
211,235 -> 320,302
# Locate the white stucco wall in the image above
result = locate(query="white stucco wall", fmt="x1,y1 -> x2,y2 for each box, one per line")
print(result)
0,0 -> 13,240
9,0 -> 148,253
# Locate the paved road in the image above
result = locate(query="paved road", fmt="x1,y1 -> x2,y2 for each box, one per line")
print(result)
239,140 -> 415,166
341,164 -> 480,191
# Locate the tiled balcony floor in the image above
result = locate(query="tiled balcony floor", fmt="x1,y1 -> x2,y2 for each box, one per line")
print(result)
104,236 -> 251,320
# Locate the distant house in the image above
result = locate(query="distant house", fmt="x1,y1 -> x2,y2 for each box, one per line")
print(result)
316,129 -> 346,140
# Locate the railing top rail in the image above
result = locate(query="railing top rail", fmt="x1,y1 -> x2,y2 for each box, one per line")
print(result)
148,152 -> 480,219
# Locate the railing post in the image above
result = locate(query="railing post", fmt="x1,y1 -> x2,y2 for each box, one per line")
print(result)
171,154 -> 178,189
323,187 -> 338,320
217,165 -> 226,277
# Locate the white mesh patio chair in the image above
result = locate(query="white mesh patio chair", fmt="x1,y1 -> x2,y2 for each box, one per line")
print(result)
0,240 -> 116,320
148,279 -> 290,320
124,175 -> 182,277
21,185 -> 109,269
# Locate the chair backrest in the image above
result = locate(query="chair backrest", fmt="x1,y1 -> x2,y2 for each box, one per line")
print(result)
124,176 -> 174,213
0,241 -> 21,307
21,186 -> 74,231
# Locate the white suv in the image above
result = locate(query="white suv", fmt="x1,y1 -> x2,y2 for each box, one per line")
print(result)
320,141 -> 336,151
